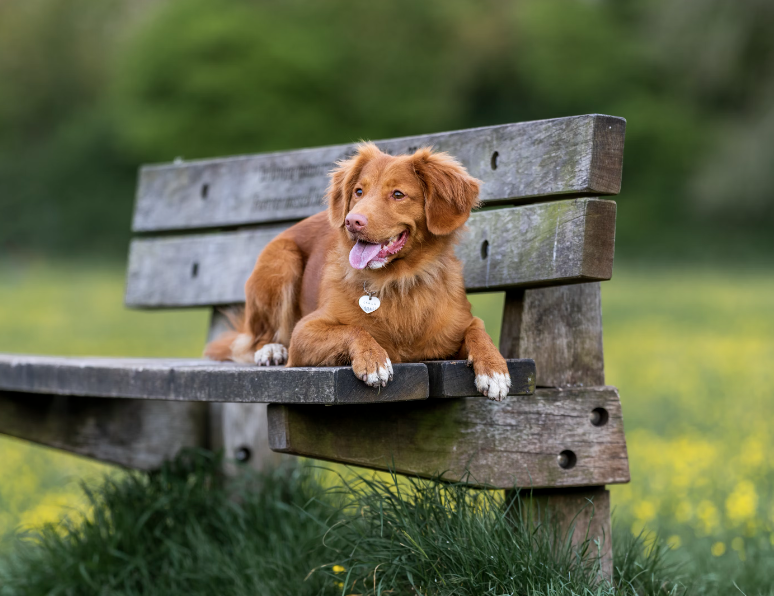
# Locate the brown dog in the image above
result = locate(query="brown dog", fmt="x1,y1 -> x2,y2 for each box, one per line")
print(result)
205,143 -> 511,399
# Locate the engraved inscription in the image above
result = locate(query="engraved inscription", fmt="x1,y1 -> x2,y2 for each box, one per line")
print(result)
259,163 -> 333,182
250,194 -> 326,211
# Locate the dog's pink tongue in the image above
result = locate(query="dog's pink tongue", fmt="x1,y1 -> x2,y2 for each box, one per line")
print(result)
349,240 -> 382,269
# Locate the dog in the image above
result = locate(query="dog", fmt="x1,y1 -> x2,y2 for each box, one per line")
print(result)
205,142 -> 511,400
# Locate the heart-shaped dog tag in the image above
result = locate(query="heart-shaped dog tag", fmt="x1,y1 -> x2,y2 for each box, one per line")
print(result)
359,294 -> 380,314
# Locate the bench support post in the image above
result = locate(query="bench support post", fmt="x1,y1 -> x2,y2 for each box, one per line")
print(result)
500,283 -> 612,578
207,309 -> 290,473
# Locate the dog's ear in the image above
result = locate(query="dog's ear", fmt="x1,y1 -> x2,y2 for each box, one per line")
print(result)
412,148 -> 481,236
327,142 -> 382,228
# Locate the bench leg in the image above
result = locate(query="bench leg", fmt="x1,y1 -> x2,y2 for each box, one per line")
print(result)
508,487 -> 612,579
207,309 -> 292,474
500,285 -> 613,578
209,402 -> 288,474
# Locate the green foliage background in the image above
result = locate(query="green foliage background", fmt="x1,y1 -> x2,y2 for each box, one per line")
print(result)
1,0 -> 773,260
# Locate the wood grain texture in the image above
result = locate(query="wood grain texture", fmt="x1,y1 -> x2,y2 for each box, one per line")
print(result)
125,224 -> 292,309
132,115 -> 625,232
218,402 -> 287,474
125,198 -> 616,308
0,354 -> 428,404
499,283 -> 613,573
425,359 -> 535,397
0,391 -> 208,470
458,199 -> 616,293
510,486 -> 613,578
499,284 -> 605,387
268,386 -> 630,489
589,116 -> 626,196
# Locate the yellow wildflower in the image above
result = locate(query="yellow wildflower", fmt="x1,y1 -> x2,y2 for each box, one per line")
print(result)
666,535 -> 681,550
696,500 -> 720,535
332,565 -> 346,574
726,481 -> 758,525
711,542 -> 726,557
633,500 -> 657,522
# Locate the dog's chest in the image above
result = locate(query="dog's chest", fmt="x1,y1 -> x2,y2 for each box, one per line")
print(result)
357,291 -> 461,358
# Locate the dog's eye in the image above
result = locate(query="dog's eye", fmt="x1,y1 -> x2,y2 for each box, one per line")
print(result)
355,188 -> 363,197
392,190 -> 405,200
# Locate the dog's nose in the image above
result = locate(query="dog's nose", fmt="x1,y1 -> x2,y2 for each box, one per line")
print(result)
345,213 -> 368,232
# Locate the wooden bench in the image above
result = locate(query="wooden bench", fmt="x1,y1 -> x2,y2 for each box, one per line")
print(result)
0,114 -> 629,575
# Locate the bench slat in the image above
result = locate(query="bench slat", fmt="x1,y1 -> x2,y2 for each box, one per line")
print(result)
125,198 -> 616,308
0,393 -> 208,470
426,359 -> 535,397
132,115 -> 625,232
0,355 -> 536,404
0,355 -> 428,404
268,386 -> 630,489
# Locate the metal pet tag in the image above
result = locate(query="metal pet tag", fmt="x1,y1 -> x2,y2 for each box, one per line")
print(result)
359,295 -> 380,314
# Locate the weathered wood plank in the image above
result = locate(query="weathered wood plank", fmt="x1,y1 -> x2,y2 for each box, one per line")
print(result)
425,359 -> 535,397
132,115 -> 625,232
0,392 -> 208,470
513,487 -> 612,578
268,386 -> 630,489
459,199 -> 616,292
125,224 -> 292,309
0,354 -> 428,404
204,310 -> 291,472
499,284 -> 605,387
125,198 -> 616,308
499,282 -> 614,576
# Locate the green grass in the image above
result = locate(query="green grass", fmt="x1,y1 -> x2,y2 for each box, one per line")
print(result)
0,451 -> 684,596
1,260 -> 774,594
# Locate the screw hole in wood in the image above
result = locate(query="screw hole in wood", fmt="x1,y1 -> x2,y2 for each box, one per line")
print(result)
201,183 -> 209,199
557,450 -> 577,470
490,151 -> 499,170
480,239 -> 489,259
235,446 -> 251,463
191,262 -> 199,278
590,407 -> 609,427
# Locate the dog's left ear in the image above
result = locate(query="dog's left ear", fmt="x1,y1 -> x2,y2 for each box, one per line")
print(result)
412,148 -> 481,236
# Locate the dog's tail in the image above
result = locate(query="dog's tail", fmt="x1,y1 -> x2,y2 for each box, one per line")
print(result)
203,308 -> 254,363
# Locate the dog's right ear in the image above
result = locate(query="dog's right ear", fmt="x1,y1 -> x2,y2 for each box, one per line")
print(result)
327,142 -> 382,228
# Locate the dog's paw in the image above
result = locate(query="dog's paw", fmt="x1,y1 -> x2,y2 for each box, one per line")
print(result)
474,371 -> 511,401
254,343 -> 288,366
352,348 -> 393,388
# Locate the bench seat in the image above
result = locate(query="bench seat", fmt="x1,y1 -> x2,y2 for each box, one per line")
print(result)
0,354 -> 535,404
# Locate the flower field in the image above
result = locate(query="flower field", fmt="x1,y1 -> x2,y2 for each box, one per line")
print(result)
1,261 -> 773,572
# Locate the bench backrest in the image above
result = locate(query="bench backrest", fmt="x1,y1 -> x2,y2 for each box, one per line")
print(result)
125,114 -> 624,308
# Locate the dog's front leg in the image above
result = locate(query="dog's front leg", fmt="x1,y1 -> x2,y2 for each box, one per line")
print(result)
288,317 -> 393,388
459,317 -> 511,401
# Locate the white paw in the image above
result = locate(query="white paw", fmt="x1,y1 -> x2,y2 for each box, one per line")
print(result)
363,357 -> 393,388
475,372 -> 511,401
254,343 -> 288,366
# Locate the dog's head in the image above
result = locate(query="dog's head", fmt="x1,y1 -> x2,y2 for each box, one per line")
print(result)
327,143 -> 481,271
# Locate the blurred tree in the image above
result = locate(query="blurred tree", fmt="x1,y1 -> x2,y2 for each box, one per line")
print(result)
0,0 -> 771,259
111,0 -> 481,160
0,0 -> 140,257
653,0 -> 774,225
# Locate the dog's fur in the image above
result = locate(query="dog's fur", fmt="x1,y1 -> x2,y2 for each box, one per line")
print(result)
205,143 -> 511,399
